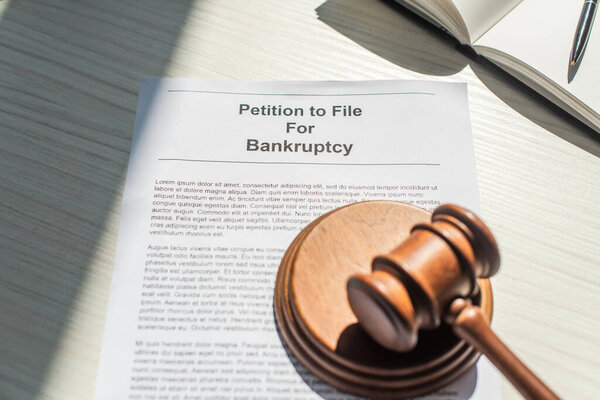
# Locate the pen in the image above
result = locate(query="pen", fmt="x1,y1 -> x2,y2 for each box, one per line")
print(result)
568,0 -> 598,83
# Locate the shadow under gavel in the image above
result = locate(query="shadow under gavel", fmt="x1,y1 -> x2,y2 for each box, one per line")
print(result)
347,204 -> 560,400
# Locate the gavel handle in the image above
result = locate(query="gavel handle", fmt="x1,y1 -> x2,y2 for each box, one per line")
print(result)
452,303 -> 561,400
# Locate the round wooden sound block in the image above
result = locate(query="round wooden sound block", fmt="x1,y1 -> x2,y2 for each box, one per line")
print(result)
274,201 -> 493,399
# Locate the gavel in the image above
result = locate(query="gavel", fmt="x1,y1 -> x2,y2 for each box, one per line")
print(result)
274,201 -> 561,399
347,204 -> 560,400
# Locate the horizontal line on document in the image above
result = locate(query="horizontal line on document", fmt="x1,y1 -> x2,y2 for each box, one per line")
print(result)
166,90 -> 435,96
158,159 -> 440,166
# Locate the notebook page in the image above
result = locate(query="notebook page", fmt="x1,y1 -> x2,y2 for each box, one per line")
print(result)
452,0 -> 522,42
474,0 -> 600,114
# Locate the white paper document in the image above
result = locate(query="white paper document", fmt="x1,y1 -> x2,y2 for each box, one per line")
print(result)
93,79 -> 500,400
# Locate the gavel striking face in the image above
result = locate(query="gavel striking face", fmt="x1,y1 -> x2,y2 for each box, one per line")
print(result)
347,204 -> 500,352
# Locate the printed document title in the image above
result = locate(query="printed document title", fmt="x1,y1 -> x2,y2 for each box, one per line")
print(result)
238,103 -> 361,157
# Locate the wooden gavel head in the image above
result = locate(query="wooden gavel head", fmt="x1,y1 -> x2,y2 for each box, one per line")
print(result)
276,202 -> 559,400
275,201 -> 559,399
347,204 -> 501,352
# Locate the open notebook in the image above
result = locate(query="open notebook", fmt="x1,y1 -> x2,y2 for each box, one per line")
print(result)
398,0 -> 600,132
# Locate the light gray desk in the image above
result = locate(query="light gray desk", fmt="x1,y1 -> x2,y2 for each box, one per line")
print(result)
1,1 -> 599,399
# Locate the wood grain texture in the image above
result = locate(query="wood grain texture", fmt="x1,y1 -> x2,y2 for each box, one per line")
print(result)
274,202 -> 493,398
293,201 -> 430,351
0,0 -> 599,399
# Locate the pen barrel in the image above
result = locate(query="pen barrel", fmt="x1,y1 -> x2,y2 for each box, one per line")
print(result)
571,0 -> 598,61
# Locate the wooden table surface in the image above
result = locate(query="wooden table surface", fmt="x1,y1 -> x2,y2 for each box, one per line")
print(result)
1,1 -> 599,399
